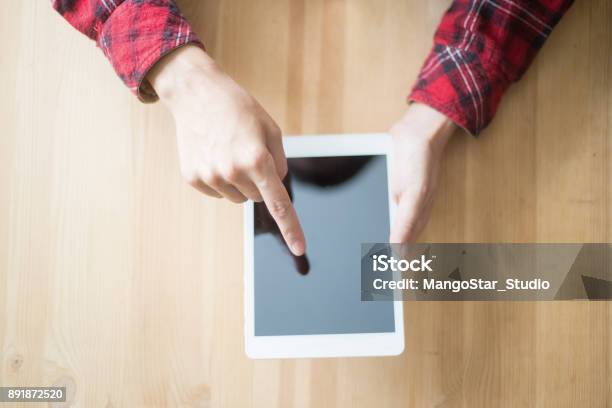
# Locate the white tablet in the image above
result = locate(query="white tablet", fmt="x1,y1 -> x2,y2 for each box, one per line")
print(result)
244,134 -> 404,359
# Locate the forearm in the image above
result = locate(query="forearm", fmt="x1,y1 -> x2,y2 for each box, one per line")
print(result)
410,0 -> 575,135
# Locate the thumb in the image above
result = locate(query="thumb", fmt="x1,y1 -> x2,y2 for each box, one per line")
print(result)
390,193 -> 420,244
266,125 -> 288,179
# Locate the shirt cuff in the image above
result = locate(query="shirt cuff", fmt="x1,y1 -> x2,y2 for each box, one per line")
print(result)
408,44 -> 511,136
97,0 -> 203,102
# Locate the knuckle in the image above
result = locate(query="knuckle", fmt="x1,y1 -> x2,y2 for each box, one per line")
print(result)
245,187 -> 263,202
268,122 -> 282,138
203,172 -> 222,187
276,160 -> 288,179
187,179 -> 201,189
227,195 -> 243,204
220,164 -> 240,182
268,199 -> 290,218
248,150 -> 272,172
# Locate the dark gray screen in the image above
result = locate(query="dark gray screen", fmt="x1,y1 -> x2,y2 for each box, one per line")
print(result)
254,155 -> 395,336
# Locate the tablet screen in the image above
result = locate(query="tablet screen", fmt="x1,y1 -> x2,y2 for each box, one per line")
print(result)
253,155 -> 395,336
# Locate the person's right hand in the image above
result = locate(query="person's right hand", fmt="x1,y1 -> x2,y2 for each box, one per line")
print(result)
147,45 -> 305,256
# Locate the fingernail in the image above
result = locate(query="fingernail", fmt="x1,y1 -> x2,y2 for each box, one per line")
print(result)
290,240 -> 305,256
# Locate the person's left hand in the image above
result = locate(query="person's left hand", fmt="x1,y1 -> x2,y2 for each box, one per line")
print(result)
389,103 -> 456,243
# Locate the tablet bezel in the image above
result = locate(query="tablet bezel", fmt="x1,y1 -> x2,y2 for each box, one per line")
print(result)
244,133 -> 404,359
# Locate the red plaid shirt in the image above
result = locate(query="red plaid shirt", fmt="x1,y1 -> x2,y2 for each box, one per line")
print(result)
51,0 -> 202,102
410,0 -> 574,134
52,0 -> 574,134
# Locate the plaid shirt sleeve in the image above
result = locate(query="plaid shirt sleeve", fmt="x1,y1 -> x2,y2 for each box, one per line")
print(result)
51,0 -> 203,102
409,0 -> 574,135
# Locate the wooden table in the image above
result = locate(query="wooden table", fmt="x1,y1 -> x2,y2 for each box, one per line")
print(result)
0,0 -> 610,406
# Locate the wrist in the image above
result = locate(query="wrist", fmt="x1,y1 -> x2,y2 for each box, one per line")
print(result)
147,44 -> 220,103
393,103 -> 456,151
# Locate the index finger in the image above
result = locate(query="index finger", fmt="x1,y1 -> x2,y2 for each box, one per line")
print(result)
252,158 -> 306,256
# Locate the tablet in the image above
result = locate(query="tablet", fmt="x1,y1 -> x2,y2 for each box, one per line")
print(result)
244,134 -> 404,359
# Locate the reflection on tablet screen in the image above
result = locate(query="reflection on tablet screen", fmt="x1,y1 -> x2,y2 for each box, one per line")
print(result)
254,155 -> 395,336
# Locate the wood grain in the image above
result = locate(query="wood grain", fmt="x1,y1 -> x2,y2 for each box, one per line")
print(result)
0,0 -> 610,407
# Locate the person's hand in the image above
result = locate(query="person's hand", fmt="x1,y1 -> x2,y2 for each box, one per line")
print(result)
389,103 -> 456,243
147,45 -> 305,256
